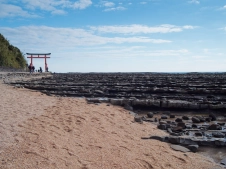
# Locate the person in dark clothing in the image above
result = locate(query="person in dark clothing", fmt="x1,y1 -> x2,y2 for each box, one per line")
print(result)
40,67 -> 42,73
28,65 -> 31,73
32,66 -> 35,73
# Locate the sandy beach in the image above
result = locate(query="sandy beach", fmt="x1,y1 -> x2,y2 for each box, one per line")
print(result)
0,73 -> 223,169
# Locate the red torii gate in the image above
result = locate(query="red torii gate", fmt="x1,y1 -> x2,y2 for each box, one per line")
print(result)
26,53 -> 51,72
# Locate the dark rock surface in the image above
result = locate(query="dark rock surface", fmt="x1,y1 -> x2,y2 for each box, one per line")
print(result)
8,72 -> 226,111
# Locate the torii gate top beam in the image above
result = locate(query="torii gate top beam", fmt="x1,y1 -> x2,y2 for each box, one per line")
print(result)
26,53 -> 51,55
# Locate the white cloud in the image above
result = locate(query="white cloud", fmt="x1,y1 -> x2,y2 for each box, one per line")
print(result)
102,1 -> 115,7
22,0 -> 92,11
90,24 -> 197,34
0,3 -> 37,18
188,0 -> 200,4
72,0 -> 92,9
0,0 -> 92,18
51,9 -> 67,15
140,2 -> 147,5
104,6 -> 126,11
0,26 -> 171,52
217,5 -> 226,11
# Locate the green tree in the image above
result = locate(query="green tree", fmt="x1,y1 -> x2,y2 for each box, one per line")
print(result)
0,33 -> 27,68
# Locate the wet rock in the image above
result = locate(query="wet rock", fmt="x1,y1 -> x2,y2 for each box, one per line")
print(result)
134,116 -> 143,123
186,125 -> 192,129
159,121 -> 167,125
212,132 -> 225,138
158,123 -> 170,130
208,124 -> 222,130
187,145 -> 199,153
161,115 -> 168,119
148,136 -> 166,142
215,139 -> 226,146
167,128 -> 173,133
198,140 -> 215,146
182,116 -> 189,120
217,122 -> 225,126
170,114 -> 175,118
205,117 -> 212,122
192,117 -> 200,123
147,112 -> 154,118
170,132 -> 182,136
192,124 -> 198,128
175,118 -> 182,122
124,104 -> 133,111
129,111 -> 137,116
170,144 -> 190,153
177,122 -> 186,129
220,158 -> 226,165
199,117 -> 206,122
158,124 -> 167,130
172,126 -> 183,132
209,113 -> 217,121
195,132 -> 203,137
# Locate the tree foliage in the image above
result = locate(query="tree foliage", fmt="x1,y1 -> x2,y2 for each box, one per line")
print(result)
0,33 -> 27,68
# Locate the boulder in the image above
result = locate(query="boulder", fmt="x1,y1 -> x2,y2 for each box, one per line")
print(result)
161,115 -> 168,119
212,132 -> 225,138
134,116 -> 143,123
175,118 -> 182,122
205,117 -> 212,122
124,104 -> 133,111
217,122 -> 225,126
129,112 -> 137,116
158,124 -> 167,130
177,122 -> 186,129
172,126 -> 183,132
192,117 -> 200,123
159,121 -> 167,125
147,112 -> 154,118
209,113 -> 217,121
170,144 -> 190,153
182,116 -> 189,120
170,114 -> 175,118
192,124 -> 198,128
220,158 -> 226,165
208,124 -> 222,130
187,145 -> 199,153
195,132 -> 203,137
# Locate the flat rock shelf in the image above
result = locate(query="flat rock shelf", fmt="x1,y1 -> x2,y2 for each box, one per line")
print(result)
9,72 -> 226,111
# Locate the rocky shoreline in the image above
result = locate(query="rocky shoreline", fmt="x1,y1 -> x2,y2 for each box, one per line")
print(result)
8,72 -> 226,111
5,72 -> 226,167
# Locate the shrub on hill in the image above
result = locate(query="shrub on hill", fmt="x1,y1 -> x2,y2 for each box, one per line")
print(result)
0,33 -> 27,69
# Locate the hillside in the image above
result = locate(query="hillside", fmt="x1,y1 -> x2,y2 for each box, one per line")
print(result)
0,33 -> 27,69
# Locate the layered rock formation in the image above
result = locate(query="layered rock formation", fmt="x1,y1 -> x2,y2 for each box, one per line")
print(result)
9,72 -> 226,110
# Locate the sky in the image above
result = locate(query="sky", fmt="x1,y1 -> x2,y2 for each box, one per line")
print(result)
0,0 -> 226,73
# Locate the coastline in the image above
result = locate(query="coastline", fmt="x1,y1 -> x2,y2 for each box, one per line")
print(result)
0,72 -> 223,169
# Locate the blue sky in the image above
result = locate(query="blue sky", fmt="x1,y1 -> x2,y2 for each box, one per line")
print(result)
0,0 -> 226,72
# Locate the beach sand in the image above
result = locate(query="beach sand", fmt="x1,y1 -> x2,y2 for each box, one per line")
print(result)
0,74 -> 222,169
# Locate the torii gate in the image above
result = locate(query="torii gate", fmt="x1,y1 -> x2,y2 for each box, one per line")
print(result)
26,53 -> 51,72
